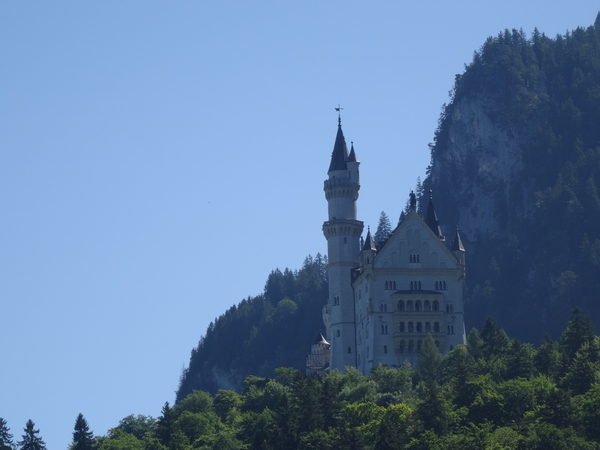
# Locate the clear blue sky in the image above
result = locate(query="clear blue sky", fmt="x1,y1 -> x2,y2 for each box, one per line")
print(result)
1,2 -> 598,447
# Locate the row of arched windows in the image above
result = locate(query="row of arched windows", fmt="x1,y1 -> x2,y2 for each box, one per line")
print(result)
410,281 -> 422,290
398,300 -> 439,312
379,303 -> 388,312
409,254 -> 420,263
399,321 -> 440,333
332,296 -> 340,305
398,339 -> 440,353
381,324 -> 389,334
435,281 -> 448,290
384,280 -> 397,290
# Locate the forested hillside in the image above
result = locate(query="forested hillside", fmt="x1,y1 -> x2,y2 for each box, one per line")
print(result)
8,310 -> 600,449
423,14 -> 600,343
177,255 -> 328,398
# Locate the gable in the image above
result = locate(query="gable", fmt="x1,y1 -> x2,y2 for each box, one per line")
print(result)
374,211 -> 458,270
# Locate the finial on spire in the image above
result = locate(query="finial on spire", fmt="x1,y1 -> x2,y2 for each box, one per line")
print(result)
335,104 -> 343,126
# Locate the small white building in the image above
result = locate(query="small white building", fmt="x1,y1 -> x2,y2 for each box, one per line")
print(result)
321,117 -> 466,374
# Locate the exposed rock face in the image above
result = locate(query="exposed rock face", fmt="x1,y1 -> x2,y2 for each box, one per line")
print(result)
428,94 -> 535,243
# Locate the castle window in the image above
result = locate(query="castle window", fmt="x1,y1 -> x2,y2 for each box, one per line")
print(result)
380,303 -> 384,312
408,322 -> 414,332
409,254 -> 420,263
418,281 -> 422,290
399,340 -> 405,353
348,347 -> 352,354
393,281 -> 397,290
384,304 -> 388,312
417,322 -> 422,332
443,281 -> 447,290
450,345 -> 454,351
381,325 -> 388,334
415,301 -> 421,311
451,325 -> 454,334
433,301 -> 439,311
385,281 -> 388,290
398,301 -> 405,311
408,340 -> 414,353
435,281 -> 439,290
384,345 -> 388,354
417,340 -> 422,352
336,330 -> 340,337
434,322 -> 440,332
399,322 -> 405,332
425,322 -> 431,332
447,325 -> 451,334
407,301 -> 413,311
344,237 -> 347,244
424,300 -> 431,311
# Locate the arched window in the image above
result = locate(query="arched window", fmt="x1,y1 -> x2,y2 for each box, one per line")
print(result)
447,325 -> 451,334
384,304 -> 388,312
443,281 -> 447,290
415,301 -> 421,311
348,347 -> 352,354
424,300 -> 431,311
385,281 -> 389,290
408,340 -> 414,353
381,325 -> 385,334
425,322 -> 431,332
408,322 -> 414,332
399,322 -> 405,332
344,237 -> 347,244
446,304 -> 450,313
407,301 -> 413,311
393,281 -> 397,290
418,281 -> 422,290
410,281 -> 414,290
384,345 -> 388,354
433,301 -> 439,311
434,322 -> 440,332
417,322 -> 422,332
380,303 -> 384,312
450,345 -> 454,351
435,281 -> 439,290
398,300 -> 405,311
451,325 -> 454,334
336,330 -> 340,337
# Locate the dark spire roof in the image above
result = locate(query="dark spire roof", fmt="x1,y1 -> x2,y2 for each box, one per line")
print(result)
425,190 -> 443,238
348,141 -> 358,162
328,119 -> 349,173
451,227 -> 465,252
363,226 -> 377,251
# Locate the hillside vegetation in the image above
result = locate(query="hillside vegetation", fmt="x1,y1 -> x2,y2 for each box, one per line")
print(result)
424,13 -> 600,343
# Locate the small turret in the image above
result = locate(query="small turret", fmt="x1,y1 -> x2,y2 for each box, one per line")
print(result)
361,226 -> 377,266
425,190 -> 444,241
347,142 -> 360,184
451,227 -> 466,270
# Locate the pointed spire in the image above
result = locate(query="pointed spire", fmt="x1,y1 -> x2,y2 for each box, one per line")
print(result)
363,226 -> 377,251
314,333 -> 330,345
425,189 -> 443,238
451,227 -> 465,252
348,141 -> 358,162
328,119 -> 349,173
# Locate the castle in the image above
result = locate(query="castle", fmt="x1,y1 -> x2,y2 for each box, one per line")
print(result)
308,116 -> 467,375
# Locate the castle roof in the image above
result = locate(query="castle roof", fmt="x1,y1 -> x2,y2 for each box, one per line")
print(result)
328,121 -> 349,173
425,190 -> 443,238
362,227 -> 377,251
348,142 -> 358,162
314,333 -> 330,345
451,228 -> 465,252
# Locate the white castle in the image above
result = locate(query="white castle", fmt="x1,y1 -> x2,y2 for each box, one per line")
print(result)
308,116 -> 467,375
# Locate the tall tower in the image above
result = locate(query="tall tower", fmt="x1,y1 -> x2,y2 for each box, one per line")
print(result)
322,115 -> 364,371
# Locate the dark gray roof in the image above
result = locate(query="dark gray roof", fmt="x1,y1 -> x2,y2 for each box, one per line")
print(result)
425,192 -> 443,238
328,124 -> 349,172
451,228 -> 465,252
348,142 -> 358,162
362,228 -> 376,251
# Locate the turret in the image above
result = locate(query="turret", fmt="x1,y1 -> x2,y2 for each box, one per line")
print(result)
360,226 -> 377,267
451,227 -> 466,277
425,190 -> 444,241
323,114 -> 364,371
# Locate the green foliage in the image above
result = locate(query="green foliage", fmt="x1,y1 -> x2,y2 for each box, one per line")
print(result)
373,211 -> 393,247
17,421 -> 45,450
178,254 -> 328,398
113,415 -> 156,440
0,419 -> 15,450
72,414 -> 95,450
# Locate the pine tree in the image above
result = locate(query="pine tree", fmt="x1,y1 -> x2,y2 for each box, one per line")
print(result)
0,418 -> 15,450
374,211 -> 392,247
17,421 -> 45,450
72,414 -> 94,450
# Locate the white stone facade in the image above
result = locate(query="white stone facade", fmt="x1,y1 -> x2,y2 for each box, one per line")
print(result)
322,121 -> 467,375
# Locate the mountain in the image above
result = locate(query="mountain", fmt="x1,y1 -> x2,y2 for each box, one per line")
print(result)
422,14 -> 600,343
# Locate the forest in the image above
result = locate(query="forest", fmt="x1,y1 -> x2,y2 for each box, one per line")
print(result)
3,309 -> 600,449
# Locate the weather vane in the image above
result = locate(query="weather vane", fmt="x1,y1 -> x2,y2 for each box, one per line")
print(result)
335,104 -> 343,125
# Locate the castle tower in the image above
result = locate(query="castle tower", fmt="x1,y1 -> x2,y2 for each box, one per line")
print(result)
322,116 -> 364,371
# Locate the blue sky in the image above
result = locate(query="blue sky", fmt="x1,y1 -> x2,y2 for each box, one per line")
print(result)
1,2 -> 598,447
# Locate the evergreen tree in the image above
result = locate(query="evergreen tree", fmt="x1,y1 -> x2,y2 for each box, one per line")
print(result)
480,317 -> 509,359
72,414 -> 94,450
560,307 -> 595,363
155,402 -> 175,448
0,419 -> 15,450
416,333 -> 443,383
17,421 -> 45,450
374,211 -> 392,247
